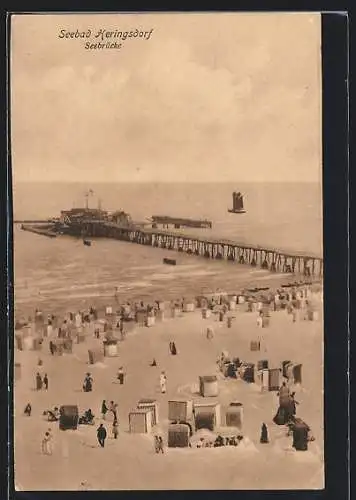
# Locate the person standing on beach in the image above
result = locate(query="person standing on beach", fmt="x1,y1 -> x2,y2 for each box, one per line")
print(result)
169,342 -> 177,355
160,371 -> 167,394
157,436 -> 164,453
112,419 -> 119,439
47,320 -> 53,338
41,431 -> 53,455
43,374 -> 49,390
101,400 -> 108,420
36,372 -> 42,391
97,424 -> 107,448
117,366 -> 125,385
113,403 -> 118,421
260,423 -> 269,443
83,373 -> 93,392
24,403 -> 32,416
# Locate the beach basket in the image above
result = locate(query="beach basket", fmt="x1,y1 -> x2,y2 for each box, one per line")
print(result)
241,364 -> 255,383
257,359 -> 269,371
194,412 -> 215,432
285,363 -> 302,384
262,316 -> 270,328
145,316 -> 155,327
183,302 -> 195,313
129,409 -> 153,434
15,334 -> 23,351
228,301 -> 236,311
137,399 -> 159,426
268,368 -> 281,391
282,360 -> 292,378
227,317 -> 233,328
256,368 -> 270,391
292,421 -> 309,451
22,336 -> 35,351
76,332 -> 86,344
199,375 -> 218,397
226,404 -> 243,429
293,364 -> 302,384
168,424 -> 190,448
308,310 -> 319,321
250,340 -> 261,352
155,309 -> 165,322
88,348 -> 104,364
194,402 -> 221,429
168,399 -> 193,422
59,405 -> 79,430
170,307 -> 180,318
196,296 -> 207,309
103,339 -> 119,357
52,339 -> 64,356
202,309 -> 211,319
62,338 -> 73,354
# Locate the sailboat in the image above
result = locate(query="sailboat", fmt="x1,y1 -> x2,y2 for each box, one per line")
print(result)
228,191 -> 246,214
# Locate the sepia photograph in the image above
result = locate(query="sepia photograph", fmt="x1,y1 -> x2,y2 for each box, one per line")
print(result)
11,12 -> 324,491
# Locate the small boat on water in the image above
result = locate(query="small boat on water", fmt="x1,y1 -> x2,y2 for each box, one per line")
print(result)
163,258 -> 176,266
83,239 -> 92,247
228,191 -> 246,214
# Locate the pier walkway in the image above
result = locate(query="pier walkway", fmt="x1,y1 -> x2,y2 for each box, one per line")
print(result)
80,220 -> 323,277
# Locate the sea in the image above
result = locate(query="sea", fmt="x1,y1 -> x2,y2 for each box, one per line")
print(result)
12,182 -> 323,315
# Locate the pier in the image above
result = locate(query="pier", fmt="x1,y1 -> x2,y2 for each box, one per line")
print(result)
21,224 -> 57,238
72,220 -> 323,277
19,220 -> 323,277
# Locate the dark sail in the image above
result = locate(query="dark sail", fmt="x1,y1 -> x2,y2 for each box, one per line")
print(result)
228,191 -> 246,213
233,192 -> 244,211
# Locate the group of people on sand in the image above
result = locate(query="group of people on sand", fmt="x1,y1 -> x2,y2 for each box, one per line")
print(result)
18,282 -> 320,461
196,434 -> 244,448
101,400 -> 118,421
35,372 -> 49,390
96,420 -> 119,447
273,382 -> 300,425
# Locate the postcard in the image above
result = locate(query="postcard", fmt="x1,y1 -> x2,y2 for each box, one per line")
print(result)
11,12 -> 324,490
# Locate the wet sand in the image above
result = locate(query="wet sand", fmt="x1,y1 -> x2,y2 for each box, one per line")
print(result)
14,292 -> 324,491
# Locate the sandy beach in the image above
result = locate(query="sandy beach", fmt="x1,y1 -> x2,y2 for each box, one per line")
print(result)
14,290 -> 324,491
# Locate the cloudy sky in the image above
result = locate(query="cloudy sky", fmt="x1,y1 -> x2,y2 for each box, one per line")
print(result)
11,13 -> 322,183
